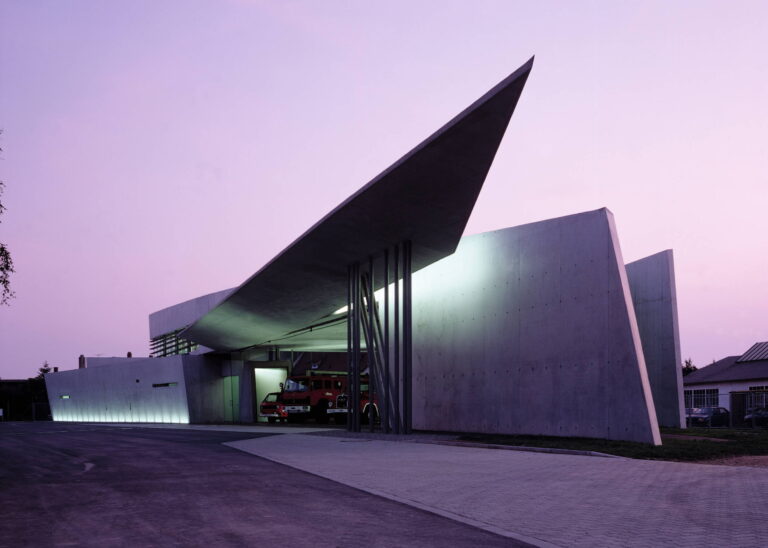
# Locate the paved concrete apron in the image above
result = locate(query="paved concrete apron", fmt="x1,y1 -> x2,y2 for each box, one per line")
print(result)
227,434 -> 768,548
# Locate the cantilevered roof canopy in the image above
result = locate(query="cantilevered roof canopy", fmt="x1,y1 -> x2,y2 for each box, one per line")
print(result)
184,57 -> 534,351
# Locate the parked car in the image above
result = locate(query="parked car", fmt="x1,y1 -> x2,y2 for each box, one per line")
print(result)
744,407 -> 768,427
687,407 -> 730,427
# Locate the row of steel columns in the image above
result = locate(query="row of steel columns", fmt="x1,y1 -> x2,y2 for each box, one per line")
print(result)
347,241 -> 412,434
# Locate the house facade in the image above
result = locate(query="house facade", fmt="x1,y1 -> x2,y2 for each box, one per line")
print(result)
683,342 -> 768,422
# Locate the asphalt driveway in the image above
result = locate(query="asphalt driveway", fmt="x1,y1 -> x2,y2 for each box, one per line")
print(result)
0,422 -> 521,547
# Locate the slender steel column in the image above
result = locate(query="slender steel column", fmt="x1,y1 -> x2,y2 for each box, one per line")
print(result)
346,264 -> 353,432
358,262 -> 364,432
345,242 -> 411,435
393,244 -> 401,434
383,248 -> 390,433
367,257 -> 375,431
352,262 -> 361,432
403,240 -> 412,434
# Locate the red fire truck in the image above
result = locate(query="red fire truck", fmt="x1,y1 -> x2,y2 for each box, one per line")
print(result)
279,370 -> 378,423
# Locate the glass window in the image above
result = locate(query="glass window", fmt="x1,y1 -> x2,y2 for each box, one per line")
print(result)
684,389 -> 718,408
284,379 -> 308,392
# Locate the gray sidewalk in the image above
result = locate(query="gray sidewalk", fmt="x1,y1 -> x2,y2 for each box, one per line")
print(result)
227,433 -> 768,548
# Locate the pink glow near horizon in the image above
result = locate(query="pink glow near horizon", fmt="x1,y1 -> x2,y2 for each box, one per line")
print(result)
1,1 -> 766,378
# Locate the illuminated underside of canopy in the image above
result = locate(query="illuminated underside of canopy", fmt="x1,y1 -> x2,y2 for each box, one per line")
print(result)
183,57 -> 534,352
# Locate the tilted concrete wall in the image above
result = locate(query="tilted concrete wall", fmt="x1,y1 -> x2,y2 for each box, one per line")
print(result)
412,208 -> 661,444
45,356 -> 190,423
626,250 -> 685,427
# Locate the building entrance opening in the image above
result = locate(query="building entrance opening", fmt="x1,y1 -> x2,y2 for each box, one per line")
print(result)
254,366 -> 288,423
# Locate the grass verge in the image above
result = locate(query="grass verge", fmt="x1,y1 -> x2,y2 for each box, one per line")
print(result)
457,427 -> 768,461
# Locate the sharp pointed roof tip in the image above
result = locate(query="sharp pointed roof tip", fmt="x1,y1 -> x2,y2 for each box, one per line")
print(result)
183,57 -> 535,351
507,54 -> 535,82
458,55 -> 534,116
508,55 -> 535,76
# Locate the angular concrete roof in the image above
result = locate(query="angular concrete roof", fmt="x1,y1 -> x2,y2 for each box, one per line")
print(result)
184,58 -> 534,352
149,288 -> 235,339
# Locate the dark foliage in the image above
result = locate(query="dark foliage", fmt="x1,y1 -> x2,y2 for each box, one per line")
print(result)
682,358 -> 698,376
0,133 -> 14,306
459,427 -> 768,462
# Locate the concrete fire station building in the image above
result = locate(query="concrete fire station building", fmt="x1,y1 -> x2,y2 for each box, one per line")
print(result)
45,58 -> 684,445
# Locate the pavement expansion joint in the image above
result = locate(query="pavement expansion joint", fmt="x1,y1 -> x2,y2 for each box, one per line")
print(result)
339,439 -> 374,443
313,430 -> 625,459
419,439 -> 626,459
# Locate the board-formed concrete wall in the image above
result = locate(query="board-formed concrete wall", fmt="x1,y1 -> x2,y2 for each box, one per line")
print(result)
182,354 -> 236,423
626,250 -> 685,428
46,354 -> 273,424
411,208 -> 661,444
46,356 -> 190,423
45,354 -> 276,424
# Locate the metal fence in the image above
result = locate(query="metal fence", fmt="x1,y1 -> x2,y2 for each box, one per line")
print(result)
682,390 -> 768,429
729,390 -> 768,429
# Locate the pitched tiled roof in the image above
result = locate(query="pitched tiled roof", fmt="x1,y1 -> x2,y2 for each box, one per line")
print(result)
684,355 -> 768,385
738,341 -> 768,363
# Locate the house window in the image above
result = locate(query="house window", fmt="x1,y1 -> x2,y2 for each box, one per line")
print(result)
684,388 -> 719,408
152,382 -> 178,388
748,386 -> 768,408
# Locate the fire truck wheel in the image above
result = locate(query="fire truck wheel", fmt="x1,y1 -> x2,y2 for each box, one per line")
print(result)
361,406 -> 378,425
314,401 -> 329,424
267,417 -> 277,424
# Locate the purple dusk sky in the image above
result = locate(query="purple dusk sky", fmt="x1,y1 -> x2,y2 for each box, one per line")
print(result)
1,1 -> 766,379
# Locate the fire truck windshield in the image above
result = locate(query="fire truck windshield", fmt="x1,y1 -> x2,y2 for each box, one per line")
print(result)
284,379 -> 309,392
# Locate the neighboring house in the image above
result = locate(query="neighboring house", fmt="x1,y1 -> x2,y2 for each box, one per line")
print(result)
683,342 -> 768,418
